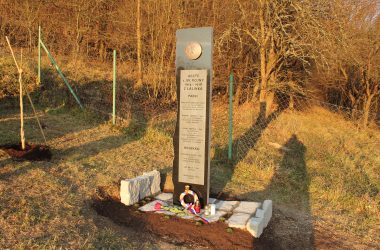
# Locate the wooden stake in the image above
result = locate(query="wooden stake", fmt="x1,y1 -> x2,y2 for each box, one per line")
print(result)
5,37 -> 26,150
19,49 -> 25,150
5,36 -> 47,146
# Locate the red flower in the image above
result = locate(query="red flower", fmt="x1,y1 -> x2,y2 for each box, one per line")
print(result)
154,202 -> 162,210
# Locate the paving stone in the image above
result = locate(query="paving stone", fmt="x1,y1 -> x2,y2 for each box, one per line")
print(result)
208,198 -> 217,204
120,179 -> 140,206
255,208 -> 265,219
204,210 -> 228,223
155,192 -> 173,201
144,170 -> 161,195
262,200 -> 273,227
137,176 -> 151,200
233,201 -> 261,214
139,200 -> 168,212
246,217 -> 265,238
166,199 -> 173,204
209,204 -> 216,215
215,200 -> 239,212
227,213 -> 252,229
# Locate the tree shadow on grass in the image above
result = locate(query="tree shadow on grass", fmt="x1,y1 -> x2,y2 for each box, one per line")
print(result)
211,98 -> 316,248
249,134 -> 315,249
0,71 -> 143,145
0,158 -> 15,169
0,112 -> 148,180
211,102 -> 285,194
0,161 -> 48,180
0,72 -> 154,179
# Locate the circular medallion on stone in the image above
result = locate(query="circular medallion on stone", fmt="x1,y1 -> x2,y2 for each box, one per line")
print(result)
185,42 -> 202,60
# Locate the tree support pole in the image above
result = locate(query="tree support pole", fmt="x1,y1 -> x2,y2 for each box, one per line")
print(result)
6,36 -> 48,145
37,25 -> 41,85
40,40 -> 83,109
228,73 -> 234,161
6,37 -> 26,149
113,50 -> 117,125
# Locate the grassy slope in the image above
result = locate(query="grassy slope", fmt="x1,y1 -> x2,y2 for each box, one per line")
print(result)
0,108 -> 173,248
0,101 -> 378,248
223,105 -> 379,241
0,56 -> 378,248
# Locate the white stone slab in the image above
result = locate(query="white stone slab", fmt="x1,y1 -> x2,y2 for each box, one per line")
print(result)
204,210 -> 228,223
143,170 -> 161,195
208,198 -> 217,204
120,179 -> 140,206
262,200 -> 273,227
215,200 -> 239,212
255,208 -> 265,218
233,201 -> 261,214
247,217 -> 265,238
210,204 -> 216,215
139,200 -> 168,212
137,176 -> 151,200
227,213 -> 252,229
165,199 -> 173,204
155,192 -> 173,201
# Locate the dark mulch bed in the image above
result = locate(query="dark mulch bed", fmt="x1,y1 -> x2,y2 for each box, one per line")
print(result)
0,143 -> 52,161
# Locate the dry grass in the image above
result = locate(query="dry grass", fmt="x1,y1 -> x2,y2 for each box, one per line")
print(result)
0,106 -> 174,248
151,102 -> 379,246
212,104 -> 380,245
0,91 -> 379,248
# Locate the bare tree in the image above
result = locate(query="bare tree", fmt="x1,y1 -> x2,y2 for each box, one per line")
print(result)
220,0 -> 328,118
320,0 -> 380,127
0,0 -> 378,123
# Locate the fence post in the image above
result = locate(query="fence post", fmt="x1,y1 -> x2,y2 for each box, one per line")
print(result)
228,73 -> 234,161
37,25 -> 41,85
113,50 -> 116,125
40,40 -> 84,109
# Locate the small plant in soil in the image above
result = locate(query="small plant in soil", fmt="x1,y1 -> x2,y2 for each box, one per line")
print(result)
1,37 -> 51,161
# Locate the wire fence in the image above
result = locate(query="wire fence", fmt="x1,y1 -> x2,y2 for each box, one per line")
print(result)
228,92 -> 379,163
1,48 -> 379,167
67,79 -> 379,166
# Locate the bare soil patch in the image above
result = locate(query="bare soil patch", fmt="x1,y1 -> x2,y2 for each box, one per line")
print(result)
92,198 -> 258,249
91,186 -> 282,249
0,143 -> 52,161
92,186 -> 376,250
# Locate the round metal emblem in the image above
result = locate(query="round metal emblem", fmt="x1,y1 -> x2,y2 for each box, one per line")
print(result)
185,42 -> 202,60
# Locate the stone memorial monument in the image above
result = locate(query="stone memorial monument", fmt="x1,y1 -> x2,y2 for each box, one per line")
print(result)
172,27 -> 213,208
